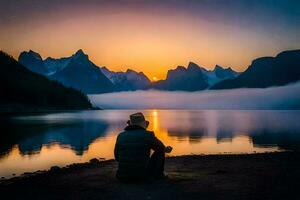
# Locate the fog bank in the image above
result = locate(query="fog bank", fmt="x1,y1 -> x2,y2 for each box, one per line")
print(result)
89,82 -> 300,110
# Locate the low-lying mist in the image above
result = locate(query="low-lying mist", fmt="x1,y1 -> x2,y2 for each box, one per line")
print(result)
89,82 -> 300,110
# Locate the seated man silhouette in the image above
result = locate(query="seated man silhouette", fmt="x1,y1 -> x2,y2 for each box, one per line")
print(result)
114,112 -> 172,181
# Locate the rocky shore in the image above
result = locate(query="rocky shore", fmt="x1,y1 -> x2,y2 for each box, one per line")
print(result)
1,152 -> 299,200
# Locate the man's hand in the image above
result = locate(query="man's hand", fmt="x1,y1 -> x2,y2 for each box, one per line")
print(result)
165,146 -> 173,153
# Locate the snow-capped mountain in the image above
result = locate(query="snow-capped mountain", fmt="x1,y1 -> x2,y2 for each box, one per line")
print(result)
48,49 -> 115,94
200,64 -> 240,86
18,49 -> 114,94
18,50 -> 240,93
101,67 -> 151,91
44,57 -> 72,75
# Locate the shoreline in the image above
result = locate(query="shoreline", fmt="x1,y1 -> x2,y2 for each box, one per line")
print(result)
0,151 -> 286,180
0,107 -> 101,118
1,152 -> 299,199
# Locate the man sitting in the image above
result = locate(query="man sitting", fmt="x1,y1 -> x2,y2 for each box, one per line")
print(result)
114,112 -> 172,181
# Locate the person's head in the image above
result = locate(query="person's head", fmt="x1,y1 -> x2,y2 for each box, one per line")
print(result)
127,112 -> 149,129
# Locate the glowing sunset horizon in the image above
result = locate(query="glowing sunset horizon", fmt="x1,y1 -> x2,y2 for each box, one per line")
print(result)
1,0 -> 299,79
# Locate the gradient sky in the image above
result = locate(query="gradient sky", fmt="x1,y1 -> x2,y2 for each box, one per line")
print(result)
1,0 -> 299,80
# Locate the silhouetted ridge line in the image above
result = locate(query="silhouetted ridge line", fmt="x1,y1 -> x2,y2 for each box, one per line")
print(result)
18,48 -> 300,93
150,62 -> 239,91
18,49 -> 115,94
101,67 -> 151,91
0,51 -> 93,114
211,49 -> 300,89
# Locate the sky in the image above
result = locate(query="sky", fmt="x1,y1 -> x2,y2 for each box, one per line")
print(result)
0,0 -> 300,80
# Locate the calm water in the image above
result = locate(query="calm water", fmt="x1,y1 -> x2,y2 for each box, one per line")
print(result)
1,110 -> 300,178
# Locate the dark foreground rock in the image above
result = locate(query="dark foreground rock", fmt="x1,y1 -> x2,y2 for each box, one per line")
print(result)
0,152 -> 300,200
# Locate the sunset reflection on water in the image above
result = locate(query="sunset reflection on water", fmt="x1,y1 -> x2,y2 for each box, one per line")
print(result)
1,109 -> 299,178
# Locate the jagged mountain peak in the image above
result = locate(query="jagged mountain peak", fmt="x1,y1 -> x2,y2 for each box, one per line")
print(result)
75,49 -> 85,55
212,64 -> 239,80
187,62 -> 208,73
45,57 -> 54,61
187,61 -> 200,68
19,49 -> 114,93
18,50 -> 48,75
214,65 -> 239,73
126,68 -> 136,73
101,66 -> 150,91
187,62 -> 200,71
125,69 -> 148,77
214,65 -> 223,71
174,66 -> 186,71
28,49 -> 40,54
166,66 -> 187,80
21,50 -> 43,60
72,49 -> 88,60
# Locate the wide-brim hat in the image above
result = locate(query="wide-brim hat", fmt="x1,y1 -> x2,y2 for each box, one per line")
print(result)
128,112 -> 149,126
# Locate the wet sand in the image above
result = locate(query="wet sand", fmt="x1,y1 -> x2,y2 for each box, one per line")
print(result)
0,152 -> 299,200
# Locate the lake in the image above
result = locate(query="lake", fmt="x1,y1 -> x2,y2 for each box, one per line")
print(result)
1,109 -> 300,178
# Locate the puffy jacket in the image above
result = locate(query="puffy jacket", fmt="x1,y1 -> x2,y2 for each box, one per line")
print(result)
114,125 -> 165,180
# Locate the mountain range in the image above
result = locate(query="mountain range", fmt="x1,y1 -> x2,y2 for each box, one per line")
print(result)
151,62 -> 239,91
0,51 -> 93,114
19,49 -> 151,93
19,50 -> 114,94
101,67 -> 151,91
18,49 -> 300,94
18,49 -> 239,93
211,49 -> 300,89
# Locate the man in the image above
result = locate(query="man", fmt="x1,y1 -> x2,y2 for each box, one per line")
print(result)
114,112 -> 172,181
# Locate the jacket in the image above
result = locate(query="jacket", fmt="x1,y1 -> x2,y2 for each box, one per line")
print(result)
114,125 -> 165,180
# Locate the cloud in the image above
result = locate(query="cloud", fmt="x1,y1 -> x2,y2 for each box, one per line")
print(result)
89,82 -> 300,110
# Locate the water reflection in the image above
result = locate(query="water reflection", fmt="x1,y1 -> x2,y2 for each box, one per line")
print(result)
0,119 -> 109,156
0,110 -> 300,178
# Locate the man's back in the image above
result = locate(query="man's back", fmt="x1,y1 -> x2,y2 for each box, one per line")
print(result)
114,125 -> 165,181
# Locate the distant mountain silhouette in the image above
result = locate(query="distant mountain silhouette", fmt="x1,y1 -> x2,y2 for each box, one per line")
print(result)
199,64 -> 239,86
44,56 -> 72,75
101,67 -> 151,91
211,50 -> 300,89
49,50 -> 114,94
0,51 -> 92,113
151,62 -> 208,91
18,50 -> 49,75
18,50 -> 115,94
18,50 -> 241,93
19,48 -> 300,93
151,62 -> 239,91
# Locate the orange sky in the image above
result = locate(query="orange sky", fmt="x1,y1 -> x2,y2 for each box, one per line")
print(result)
1,0 -> 299,80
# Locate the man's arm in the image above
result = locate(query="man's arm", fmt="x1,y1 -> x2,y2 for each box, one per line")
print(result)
150,132 -> 165,153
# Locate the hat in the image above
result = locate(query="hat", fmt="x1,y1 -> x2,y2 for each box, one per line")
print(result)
128,112 -> 149,126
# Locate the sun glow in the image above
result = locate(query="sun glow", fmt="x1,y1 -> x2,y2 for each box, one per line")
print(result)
1,1 -> 299,80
